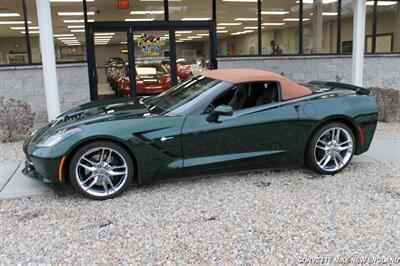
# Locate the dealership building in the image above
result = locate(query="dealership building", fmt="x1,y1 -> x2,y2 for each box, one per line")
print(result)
0,0 -> 399,124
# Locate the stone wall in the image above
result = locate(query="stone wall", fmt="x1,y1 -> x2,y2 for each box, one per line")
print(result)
0,63 -> 90,126
217,54 -> 400,90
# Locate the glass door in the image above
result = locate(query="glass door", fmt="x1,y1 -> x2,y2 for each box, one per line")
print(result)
93,30 -> 129,99
88,24 -> 215,101
131,30 -> 172,97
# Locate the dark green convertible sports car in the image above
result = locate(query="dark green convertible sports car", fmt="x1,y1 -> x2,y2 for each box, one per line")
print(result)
23,69 -> 378,200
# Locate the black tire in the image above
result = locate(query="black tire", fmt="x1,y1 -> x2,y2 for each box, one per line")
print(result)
69,141 -> 134,200
306,122 -> 355,175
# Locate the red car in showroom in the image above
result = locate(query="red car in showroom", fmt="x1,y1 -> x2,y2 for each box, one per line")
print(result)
116,62 -> 171,97
162,59 -> 191,81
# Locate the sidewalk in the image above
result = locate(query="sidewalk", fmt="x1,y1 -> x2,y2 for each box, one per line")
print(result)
0,138 -> 399,200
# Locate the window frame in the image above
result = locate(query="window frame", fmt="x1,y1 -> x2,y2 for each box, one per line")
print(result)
204,80 -> 283,114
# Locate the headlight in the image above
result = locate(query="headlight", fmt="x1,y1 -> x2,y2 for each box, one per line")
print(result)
37,127 -> 82,147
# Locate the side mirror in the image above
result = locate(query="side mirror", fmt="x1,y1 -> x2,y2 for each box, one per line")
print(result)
207,105 -> 233,123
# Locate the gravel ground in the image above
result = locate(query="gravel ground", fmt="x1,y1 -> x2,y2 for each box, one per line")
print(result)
0,122 -> 399,264
0,140 -> 24,164
1,162 -> 399,264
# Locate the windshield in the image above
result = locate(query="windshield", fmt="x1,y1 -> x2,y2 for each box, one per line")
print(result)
145,76 -> 220,114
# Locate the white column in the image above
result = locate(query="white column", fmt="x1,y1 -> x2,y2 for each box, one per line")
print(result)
312,0 -> 323,53
351,0 -> 366,86
36,0 -> 61,121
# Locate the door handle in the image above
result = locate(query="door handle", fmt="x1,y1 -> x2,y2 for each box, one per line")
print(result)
160,136 -> 174,142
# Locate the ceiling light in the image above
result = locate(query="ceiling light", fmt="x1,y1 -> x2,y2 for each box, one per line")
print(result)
181,18 -> 211,21
121,41 -> 127,44
67,25 -> 85,28
197,33 -> 210,36
130,11 -> 164,15
187,36 -> 202,39
217,30 -> 228,33
124,18 -> 155,21
234,18 -> 257,21
11,26 -> 39,30
322,12 -> 338,16
58,12 -> 94,16
242,30 -> 253,33
261,11 -> 289,15
366,1 -> 397,5
21,31 -> 39,34
175,30 -> 192,34
244,26 -> 261,29
0,13 -> 20,17
262,22 -> 285,26
283,18 -> 310,21
70,29 -> 85,32
64,19 -> 94,23
95,32 -> 115,36
176,40 -> 184,43
54,34 -> 74,37
58,37 -> 77,39
95,38 -> 112,41
0,21 -> 31,25
217,26 -> 226,30
218,22 -> 242,26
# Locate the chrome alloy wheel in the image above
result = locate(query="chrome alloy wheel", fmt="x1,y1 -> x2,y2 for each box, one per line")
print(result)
314,127 -> 354,172
75,147 -> 129,197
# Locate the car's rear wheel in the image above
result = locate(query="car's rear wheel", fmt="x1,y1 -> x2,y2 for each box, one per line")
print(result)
69,141 -> 134,200
306,122 -> 355,174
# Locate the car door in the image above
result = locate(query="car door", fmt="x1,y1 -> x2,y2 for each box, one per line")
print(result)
180,102 -> 303,177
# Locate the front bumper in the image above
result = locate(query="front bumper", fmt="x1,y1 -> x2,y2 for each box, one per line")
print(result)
22,154 -> 67,191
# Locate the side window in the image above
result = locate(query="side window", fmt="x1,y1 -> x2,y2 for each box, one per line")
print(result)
205,82 -> 280,113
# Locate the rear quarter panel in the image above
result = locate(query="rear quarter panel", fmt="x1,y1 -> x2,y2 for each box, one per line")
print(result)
296,93 -> 378,155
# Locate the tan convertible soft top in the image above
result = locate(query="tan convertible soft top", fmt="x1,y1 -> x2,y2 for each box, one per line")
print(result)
202,68 -> 312,100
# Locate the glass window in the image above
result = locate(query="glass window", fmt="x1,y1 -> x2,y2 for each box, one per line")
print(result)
25,0 -> 87,63
217,0 -> 258,56
169,0 -> 212,21
88,0 -> 165,22
261,0 -> 299,55
340,0 -> 354,53
303,0 -> 339,54
375,0 -> 399,52
0,0 -> 29,65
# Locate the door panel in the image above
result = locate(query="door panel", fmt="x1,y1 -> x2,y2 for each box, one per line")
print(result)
181,104 -> 302,176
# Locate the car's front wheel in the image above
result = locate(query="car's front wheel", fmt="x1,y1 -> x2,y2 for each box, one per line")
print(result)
307,122 -> 355,174
69,141 -> 134,200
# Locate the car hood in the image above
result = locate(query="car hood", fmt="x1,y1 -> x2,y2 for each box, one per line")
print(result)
42,98 -> 153,133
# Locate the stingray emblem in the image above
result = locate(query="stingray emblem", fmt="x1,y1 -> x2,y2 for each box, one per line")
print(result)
160,136 -> 174,142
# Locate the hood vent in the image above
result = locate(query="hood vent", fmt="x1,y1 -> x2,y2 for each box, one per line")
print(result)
62,111 -> 85,122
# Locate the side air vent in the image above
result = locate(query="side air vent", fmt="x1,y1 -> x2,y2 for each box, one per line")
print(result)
133,133 -> 177,158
